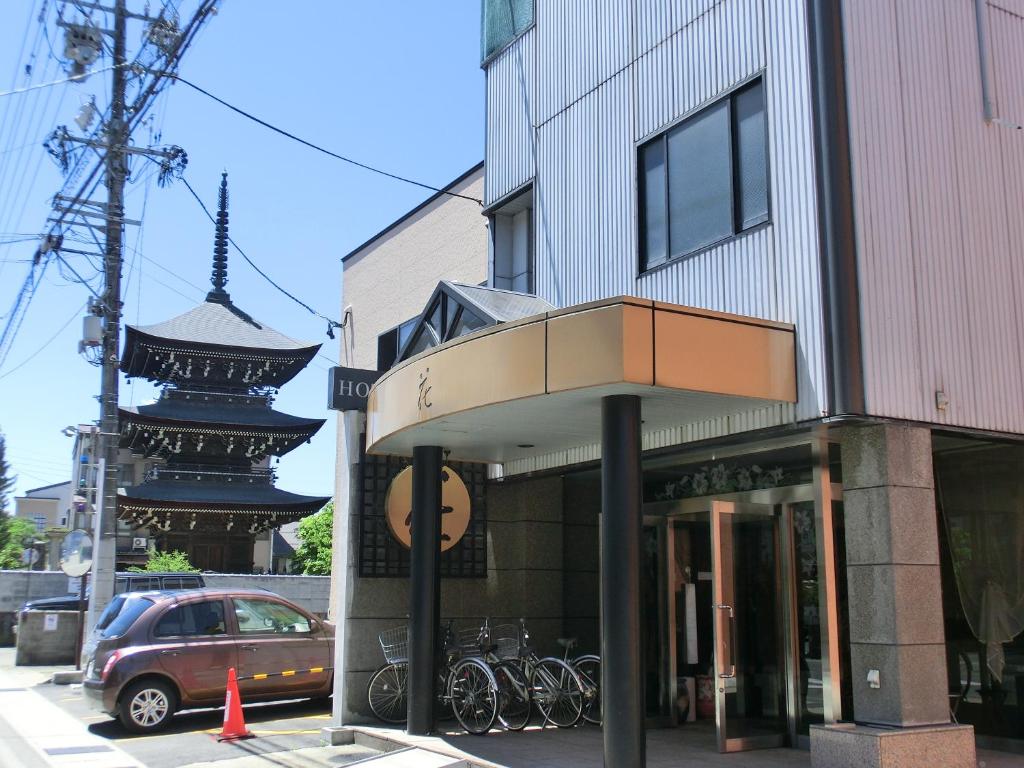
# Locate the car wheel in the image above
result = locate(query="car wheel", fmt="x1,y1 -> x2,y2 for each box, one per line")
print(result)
118,679 -> 176,733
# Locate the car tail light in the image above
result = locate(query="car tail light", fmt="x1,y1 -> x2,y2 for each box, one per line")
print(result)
101,650 -> 123,681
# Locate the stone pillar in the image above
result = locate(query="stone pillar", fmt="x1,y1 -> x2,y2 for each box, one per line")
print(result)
811,424 -> 974,768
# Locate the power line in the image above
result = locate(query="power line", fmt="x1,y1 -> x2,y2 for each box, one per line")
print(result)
0,62 -> 130,99
167,74 -> 484,206
176,171 -> 343,333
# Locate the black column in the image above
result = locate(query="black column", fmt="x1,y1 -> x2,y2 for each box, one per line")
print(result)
601,395 -> 645,768
407,445 -> 442,735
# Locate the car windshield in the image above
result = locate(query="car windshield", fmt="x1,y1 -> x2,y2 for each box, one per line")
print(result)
100,596 -> 153,638
95,595 -> 127,631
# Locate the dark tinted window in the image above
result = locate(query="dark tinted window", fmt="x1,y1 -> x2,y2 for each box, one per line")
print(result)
668,100 -> 732,256
639,78 -> 769,271
95,595 -> 126,631
155,600 -> 227,637
178,575 -> 202,589
101,597 -> 153,638
733,80 -> 768,229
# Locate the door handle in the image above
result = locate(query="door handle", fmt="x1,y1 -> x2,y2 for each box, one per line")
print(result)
240,644 -> 258,652
714,604 -> 736,679
160,650 -> 180,657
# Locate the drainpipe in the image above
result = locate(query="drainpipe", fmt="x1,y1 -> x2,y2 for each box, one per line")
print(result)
806,0 -> 865,418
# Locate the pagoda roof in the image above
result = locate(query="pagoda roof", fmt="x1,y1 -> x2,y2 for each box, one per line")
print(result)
127,300 -> 320,354
120,479 -> 329,514
120,400 -> 325,433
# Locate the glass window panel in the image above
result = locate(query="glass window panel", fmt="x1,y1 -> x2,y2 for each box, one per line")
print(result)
425,299 -> 443,344
398,318 -> 417,349
668,101 -> 732,256
640,138 -> 667,269
233,597 -> 311,634
512,271 -> 532,294
404,329 -> 433,359
154,599 -> 226,637
734,81 -> 769,229
449,306 -> 488,339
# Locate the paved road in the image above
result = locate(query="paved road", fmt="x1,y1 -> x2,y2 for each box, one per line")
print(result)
0,649 -> 378,768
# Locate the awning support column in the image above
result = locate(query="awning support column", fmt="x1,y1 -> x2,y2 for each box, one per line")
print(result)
407,445 -> 442,735
600,395 -> 645,768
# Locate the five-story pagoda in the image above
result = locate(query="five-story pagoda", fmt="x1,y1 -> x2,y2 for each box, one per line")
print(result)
118,173 -> 329,572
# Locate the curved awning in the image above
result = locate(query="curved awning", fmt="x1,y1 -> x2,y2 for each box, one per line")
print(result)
366,296 -> 796,464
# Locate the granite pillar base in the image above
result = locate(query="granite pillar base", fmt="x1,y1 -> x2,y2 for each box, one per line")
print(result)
811,723 -> 976,768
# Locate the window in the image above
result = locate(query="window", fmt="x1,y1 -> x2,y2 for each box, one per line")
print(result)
100,597 -> 153,638
232,597 -> 311,634
118,463 -> 135,486
490,187 -> 533,293
32,515 -> 46,532
481,0 -> 533,62
639,79 -> 768,271
154,599 -> 227,637
377,317 -> 417,371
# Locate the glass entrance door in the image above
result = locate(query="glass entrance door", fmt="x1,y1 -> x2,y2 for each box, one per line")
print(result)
711,500 -> 786,752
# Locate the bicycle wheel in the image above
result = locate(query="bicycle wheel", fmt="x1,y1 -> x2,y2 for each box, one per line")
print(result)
530,657 -> 583,728
448,658 -> 499,735
367,662 -> 408,723
573,655 -> 601,725
492,660 -> 531,731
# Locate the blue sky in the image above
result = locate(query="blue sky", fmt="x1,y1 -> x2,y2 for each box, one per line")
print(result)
0,1 -> 484,501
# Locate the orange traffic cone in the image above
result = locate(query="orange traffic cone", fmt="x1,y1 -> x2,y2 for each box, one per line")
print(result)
217,667 -> 254,742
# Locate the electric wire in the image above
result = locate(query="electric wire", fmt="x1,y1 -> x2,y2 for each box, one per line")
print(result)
166,74 -> 484,206
0,63 -> 131,99
176,171 -> 342,331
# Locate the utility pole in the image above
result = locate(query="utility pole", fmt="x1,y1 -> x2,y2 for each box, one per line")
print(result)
90,0 -> 129,634
39,0 -> 220,634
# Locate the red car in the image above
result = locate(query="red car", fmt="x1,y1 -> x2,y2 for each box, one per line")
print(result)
83,588 -> 334,732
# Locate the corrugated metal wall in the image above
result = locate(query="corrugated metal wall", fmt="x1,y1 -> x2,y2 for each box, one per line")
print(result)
485,0 -> 827,474
843,0 -> 1024,433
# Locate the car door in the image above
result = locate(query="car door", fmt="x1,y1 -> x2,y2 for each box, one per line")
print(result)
231,596 -> 331,699
153,597 -> 237,703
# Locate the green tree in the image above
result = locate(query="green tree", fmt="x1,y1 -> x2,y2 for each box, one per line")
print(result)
129,549 -> 199,573
0,432 -> 16,555
0,517 -> 36,570
292,502 -> 332,575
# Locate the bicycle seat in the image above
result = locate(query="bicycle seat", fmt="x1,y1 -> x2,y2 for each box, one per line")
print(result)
557,637 -> 577,649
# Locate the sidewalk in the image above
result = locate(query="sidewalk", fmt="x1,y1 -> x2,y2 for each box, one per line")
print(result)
0,648 -> 144,768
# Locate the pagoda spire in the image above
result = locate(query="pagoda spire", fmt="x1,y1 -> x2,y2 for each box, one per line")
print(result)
207,171 -> 231,304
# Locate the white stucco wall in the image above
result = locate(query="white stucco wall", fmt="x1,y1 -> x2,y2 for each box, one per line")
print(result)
340,165 -> 487,371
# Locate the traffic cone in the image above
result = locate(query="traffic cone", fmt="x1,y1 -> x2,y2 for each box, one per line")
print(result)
217,667 -> 254,742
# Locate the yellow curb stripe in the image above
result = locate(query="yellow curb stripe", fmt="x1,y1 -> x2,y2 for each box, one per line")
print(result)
281,670 -> 295,677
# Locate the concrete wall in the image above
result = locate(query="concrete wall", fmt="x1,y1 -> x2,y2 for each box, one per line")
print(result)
15,610 -> 79,665
0,570 -> 331,646
340,165 -> 487,371
562,471 -> 600,656
339,473 -> 567,722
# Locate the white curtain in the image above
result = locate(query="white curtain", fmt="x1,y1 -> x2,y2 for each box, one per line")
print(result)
936,443 -> 1024,682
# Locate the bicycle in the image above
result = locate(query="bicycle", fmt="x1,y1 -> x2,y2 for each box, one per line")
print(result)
504,618 -> 585,728
558,637 -> 601,725
366,620 -> 500,735
461,619 -> 532,731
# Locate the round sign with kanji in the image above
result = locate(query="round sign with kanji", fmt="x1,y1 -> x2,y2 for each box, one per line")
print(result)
385,466 -> 471,552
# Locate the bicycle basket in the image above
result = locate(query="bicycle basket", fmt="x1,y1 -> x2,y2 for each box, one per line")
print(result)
378,626 -> 408,664
490,624 -> 520,660
457,626 -> 485,656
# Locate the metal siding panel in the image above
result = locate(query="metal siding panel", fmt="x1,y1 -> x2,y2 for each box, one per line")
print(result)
597,0 -> 632,81
842,0 -> 925,422
485,30 -> 537,205
494,1 -> 831,473
537,0 -> 599,127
